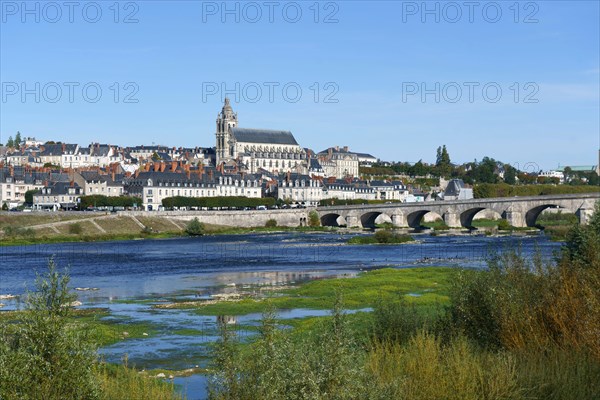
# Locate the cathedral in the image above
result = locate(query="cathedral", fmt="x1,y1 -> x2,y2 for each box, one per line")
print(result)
215,98 -> 308,175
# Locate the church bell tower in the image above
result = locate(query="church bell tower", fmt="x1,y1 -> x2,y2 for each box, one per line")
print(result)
215,98 -> 238,164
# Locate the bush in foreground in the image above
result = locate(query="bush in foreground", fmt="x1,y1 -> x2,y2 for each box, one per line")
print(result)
0,259 -> 183,400
0,258 -> 100,399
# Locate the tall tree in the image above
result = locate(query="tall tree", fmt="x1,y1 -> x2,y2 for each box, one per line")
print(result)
6,136 -> 14,148
14,131 -> 21,149
435,145 -> 451,177
504,164 -> 517,185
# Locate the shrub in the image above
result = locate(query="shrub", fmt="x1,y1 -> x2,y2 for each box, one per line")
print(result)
265,219 -> 277,228
185,217 -> 205,236
308,210 -> 321,227
69,223 -> 83,235
497,219 -> 512,230
209,295 -> 365,400
372,297 -> 432,344
1,203 -> 8,211
0,258 -> 100,400
2,225 -> 36,239
374,229 -> 393,243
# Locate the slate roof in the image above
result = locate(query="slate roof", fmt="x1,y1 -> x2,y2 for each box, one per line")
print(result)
309,158 -> 324,171
444,179 -> 466,197
231,128 -> 298,145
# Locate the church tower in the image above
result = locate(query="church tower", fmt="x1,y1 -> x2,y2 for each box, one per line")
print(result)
215,98 -> 238,164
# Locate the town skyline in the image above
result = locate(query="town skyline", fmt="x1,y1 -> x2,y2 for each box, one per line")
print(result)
2,2 -> 599,170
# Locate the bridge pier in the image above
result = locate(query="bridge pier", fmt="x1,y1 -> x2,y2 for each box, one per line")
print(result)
345,215 -> 362,228
443,211 -> 461,228
391,213 -> 408,228
504,210 -> 526,228
576,207 -> 595,225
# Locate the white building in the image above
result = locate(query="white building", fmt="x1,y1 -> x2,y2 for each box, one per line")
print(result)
317,146 -> 359,179
127,169 -> 263,211
277,173 -> 323,206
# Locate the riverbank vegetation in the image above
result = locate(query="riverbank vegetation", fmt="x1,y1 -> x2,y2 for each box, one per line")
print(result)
0,259 -> 182,400
347,230 -> 415,244
172,267 -> 453,316
0,213 -> 335,246
209,202 -> 600,400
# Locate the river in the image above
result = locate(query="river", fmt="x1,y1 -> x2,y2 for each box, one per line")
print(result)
0,231 -> 562,399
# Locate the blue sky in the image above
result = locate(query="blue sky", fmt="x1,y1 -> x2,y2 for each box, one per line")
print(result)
1,0 -> 599,170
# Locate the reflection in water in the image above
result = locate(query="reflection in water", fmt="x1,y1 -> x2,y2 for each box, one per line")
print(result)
217,315 -> 237,325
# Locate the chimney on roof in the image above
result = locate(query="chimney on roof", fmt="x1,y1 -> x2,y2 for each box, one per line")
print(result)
70,180 -> 74,187
62,143 -> 66,152
111,170 -> 116,182
186,169 -> 191,179
154,163 -> 160,172
171,161 -> 177,172
286,170 -> 291,182
343,146 -> 348,152
335,146 -> 339,151
160,162 -> 166,173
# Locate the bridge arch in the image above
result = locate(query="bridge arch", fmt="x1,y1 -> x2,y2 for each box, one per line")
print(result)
360,211 -> 392,229
406,210 -> 443,228
525,204 -> 573,227
320,213 -> 346,227
460,207 -> 503,228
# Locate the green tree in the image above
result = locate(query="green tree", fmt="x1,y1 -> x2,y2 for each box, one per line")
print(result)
503,164 -> 517,185
0,258 -> 99,400
308,210 -> 321,227
14,132 -> 21,149
410,160 -> 429,177
185,217 -> 205,236
5,136 -> 14,148
435,145 -> 452,177
24,189 -> 39,205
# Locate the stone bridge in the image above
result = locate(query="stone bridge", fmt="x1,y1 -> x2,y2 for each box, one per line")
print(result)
316,193 -> 600,229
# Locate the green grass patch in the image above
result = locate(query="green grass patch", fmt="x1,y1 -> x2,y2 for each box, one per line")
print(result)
72,310 -> 159,346
348,231 -> 415,245
189,267 -> 454,316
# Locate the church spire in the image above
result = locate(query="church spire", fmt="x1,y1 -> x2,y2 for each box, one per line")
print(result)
215,98 -> 238,164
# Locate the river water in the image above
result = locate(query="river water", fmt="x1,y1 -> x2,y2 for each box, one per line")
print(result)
0,232 -> 562,399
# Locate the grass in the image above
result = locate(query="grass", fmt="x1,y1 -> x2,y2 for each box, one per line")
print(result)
0,212 -> 92,228
71,309 -> 159,346
471,218 -> 501,227
347,231 -> 415,244
0,213 -> 336,247
97,363 -> 184,400
421,219 -> 451,230
184,267 -> 454,316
